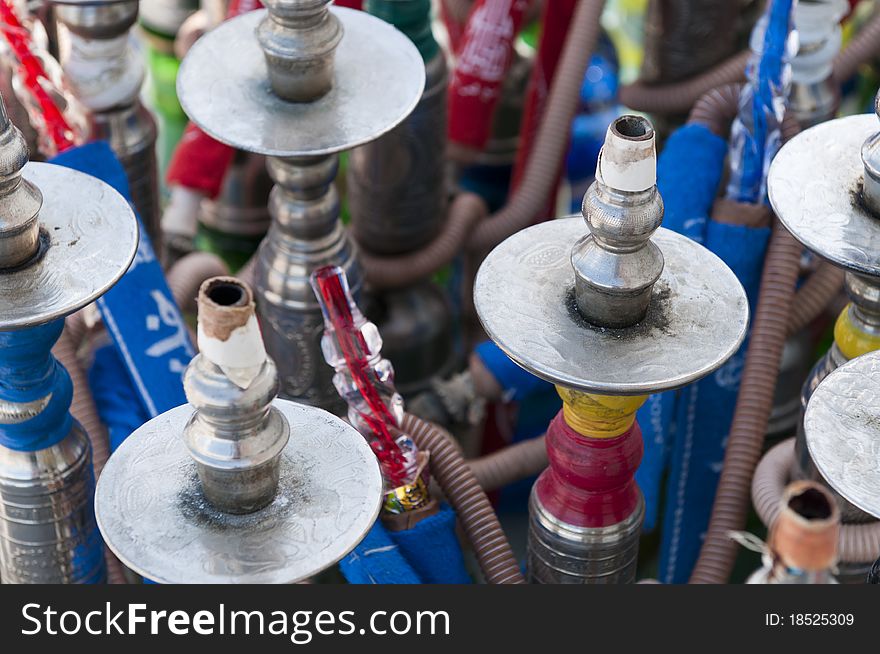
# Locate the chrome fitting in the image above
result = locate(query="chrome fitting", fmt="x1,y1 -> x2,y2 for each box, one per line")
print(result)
574,115 -> 664,328
257,0 -> 343,102
183,277 -> 289,514
0,99 -> 41,269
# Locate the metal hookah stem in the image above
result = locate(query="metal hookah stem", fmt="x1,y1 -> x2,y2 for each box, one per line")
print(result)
251,1 -> 358,414
0,98 -> 105,583
54,0 -> 161,246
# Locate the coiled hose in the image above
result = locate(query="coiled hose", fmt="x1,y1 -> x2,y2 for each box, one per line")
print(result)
468,434 -> 547,493
621,51 -> 751,116
753,439 -> 880,564
165,251 -> 230,314
403,413 -> 525,583
690,217 -> 803,584
621,8 -> 880,116
358,194 -> 487,289
787,262 -> 845,336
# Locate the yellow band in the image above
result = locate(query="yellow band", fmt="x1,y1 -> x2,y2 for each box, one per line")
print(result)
556,386 -> 647,439
834,304 -> 880,360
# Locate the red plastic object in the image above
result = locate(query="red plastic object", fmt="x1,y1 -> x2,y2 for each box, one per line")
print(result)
534,411 -> 642,528
446,0 -> 529,149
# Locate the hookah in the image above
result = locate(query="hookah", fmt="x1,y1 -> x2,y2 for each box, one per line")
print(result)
95,276 -> 382,583
0,93 -> 138,583
175,0 -> 424,413
346,0 -> 455,398
758,90 -> 880,581
51,0 -> 162,246
473,114 -> 750,583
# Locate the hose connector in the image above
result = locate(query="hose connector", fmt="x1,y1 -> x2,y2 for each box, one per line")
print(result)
748,481 -> 839,583
574,115 -> 664,328
183,277 -> 290,514
257,0 -> 343,102
0,94 -> 42,269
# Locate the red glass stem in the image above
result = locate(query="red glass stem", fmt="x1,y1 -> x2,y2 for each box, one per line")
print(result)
312,267 -> 409,486
0,2 -> 77,153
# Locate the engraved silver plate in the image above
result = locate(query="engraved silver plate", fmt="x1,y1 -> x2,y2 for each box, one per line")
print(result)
473,218 -> 750,395
177,8 -> 425,157
0,162 -> 138,330
804,350 -> 880,520
768,114 -> 880,276
95,400 -> 383,584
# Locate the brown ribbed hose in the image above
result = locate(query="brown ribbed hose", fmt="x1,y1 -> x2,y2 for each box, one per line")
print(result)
402,413 -> 525,583
620,8 -> 880,116
359,193 -> 487,289
621,51 -> 750,115
832,8 -> 880,84
166,251 -> 230,314
787,262 -> 845,336
468,435 -> 547,493
753,439 -> 880,564
690,217 -> 803,584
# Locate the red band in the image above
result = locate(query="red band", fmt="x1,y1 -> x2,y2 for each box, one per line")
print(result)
535,410 -> 642,528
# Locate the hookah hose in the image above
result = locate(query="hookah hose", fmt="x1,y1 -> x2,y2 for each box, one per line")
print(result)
684,84 -> 804,584
688,84 -> 843,327
753,439 -> 880,564
360,0 -> 608,289
622,5 -> 880,115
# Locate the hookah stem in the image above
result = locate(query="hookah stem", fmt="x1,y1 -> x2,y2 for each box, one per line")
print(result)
0,1 -> 77,153
312,267 -> 410,487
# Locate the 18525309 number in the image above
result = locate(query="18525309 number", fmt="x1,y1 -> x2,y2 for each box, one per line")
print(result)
790,614 -> 854,626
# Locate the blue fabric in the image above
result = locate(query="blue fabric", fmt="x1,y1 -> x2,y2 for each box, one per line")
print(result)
340,506 -> 471,584
635,124 -> 728,532
51,142 -> 193,426
643,123 -> 771,582
390,506 -> 471,584
88,345 -> 150,452
726,0 -> 793,203
475,340 -> 554,402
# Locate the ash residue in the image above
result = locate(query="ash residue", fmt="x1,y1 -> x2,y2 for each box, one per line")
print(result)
177,455 -> 314,532
565,282 -> 673,340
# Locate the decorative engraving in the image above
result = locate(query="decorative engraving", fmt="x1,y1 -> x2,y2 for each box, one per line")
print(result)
804,351 -> 880,519
473,219 -> 750,395
96,402 -> 382,584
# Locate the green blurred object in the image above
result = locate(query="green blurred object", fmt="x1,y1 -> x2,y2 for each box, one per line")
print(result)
195,223 -> 262,273
142,32 -> 187,191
